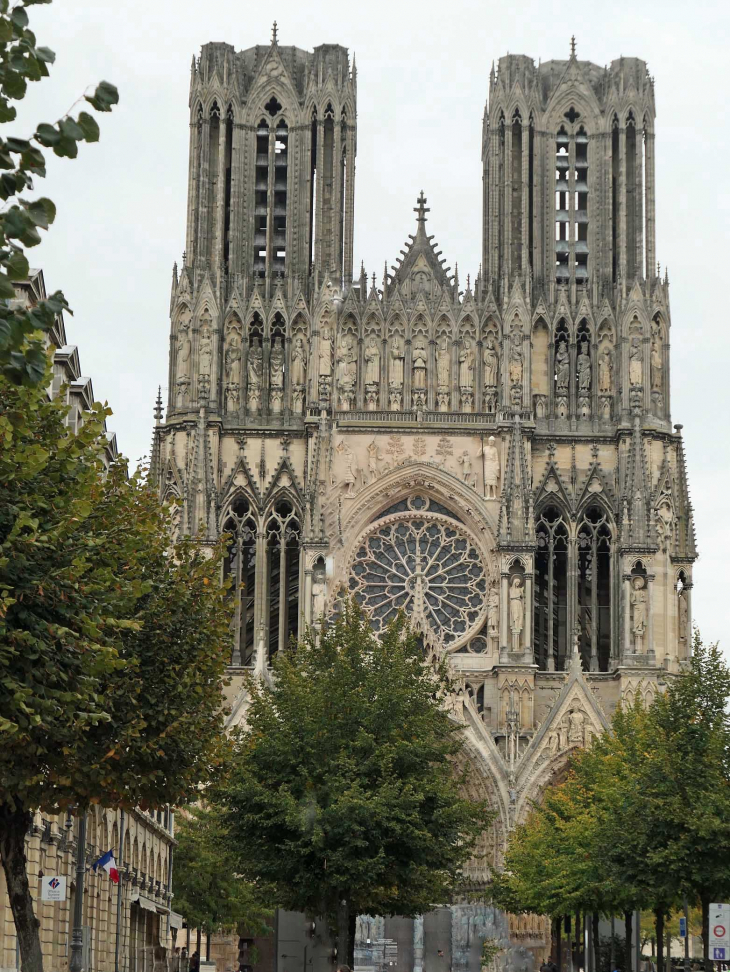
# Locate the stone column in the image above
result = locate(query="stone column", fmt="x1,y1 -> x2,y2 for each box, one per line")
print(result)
524,571 -> 533,661
500,571 -> 509,661
623,573 -> 631,660
647,571 -> 656,664
413,916 -> 424,972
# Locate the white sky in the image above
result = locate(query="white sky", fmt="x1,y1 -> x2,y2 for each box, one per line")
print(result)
18,0 -> 730,650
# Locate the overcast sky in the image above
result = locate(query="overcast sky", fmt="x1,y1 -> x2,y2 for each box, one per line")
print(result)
18,0 -> 729,649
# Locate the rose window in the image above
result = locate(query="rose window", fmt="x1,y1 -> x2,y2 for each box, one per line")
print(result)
349,501 -> 488,646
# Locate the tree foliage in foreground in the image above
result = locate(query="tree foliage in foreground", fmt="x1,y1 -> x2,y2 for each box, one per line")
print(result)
217,597 -> 491,967
0,0 -> 118,385
173,804 -> 273,941
495,636 -> 730,970
0,375 -> 232,972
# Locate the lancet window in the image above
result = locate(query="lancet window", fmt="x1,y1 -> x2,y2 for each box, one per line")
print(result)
222,494 -> 302,666
265,499 -> 301,660
254,118 -> 270,278
533,506 -> 569,670
576,506 -> 613,671
554,127 -> 570,282
223,497 -> 257,666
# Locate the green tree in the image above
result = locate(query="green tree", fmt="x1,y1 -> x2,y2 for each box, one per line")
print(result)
0,375 -> 232,972
174,804 -> 273,956
218,597 -> 490,967
0,0 -> 118,385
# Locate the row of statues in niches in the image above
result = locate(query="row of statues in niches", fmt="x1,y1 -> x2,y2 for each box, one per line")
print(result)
173,313 -> 665,418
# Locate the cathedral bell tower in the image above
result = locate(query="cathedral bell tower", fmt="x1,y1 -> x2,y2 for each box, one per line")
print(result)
184,25 -> 356,302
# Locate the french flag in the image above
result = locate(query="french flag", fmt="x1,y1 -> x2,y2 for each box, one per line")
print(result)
92,849 -> 119,884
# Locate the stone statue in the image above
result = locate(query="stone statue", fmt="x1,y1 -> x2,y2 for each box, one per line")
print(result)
412,339 -> 427,389
176,325 -> 191,379
458,450 -> 476,488
319,325 -> 333,378
437,336 -> 450,387
509,576 -> 524,651
629,336 -> 643,386
650,339 -> 662,391
312,573 -> 326,621
291,336 -> 307,387
390,336 -> 404,387
269,337 -> 284,390
224,334 -> 241,385
631,576 -> 648,652
336,334 -> 353,386
555,341 -> 570,390
487,586 -> 499,649
198,325 -> 213,377
336,438 -> 358,497
366,439 -> 382,483
577,342 -> 591,392
483,333 -> 499,387
598,343 -> 613,393
459,337 -> 475,388
364,335 -> 381,385
247,339 -> 263,410
678,589 -> 688,647
482,435 -> 500,499
568,709 -> 585,745
509,341 -> 523,387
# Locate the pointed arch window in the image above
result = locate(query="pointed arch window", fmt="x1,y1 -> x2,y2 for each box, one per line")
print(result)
626,111 -> 637,279
511,110 -> 523,274
223,104 -> 234,269
555,126 -> 570,283
265,499 -> 301,659
533,506 -> 569,670
273,119 -> 288,272
611,115 -> 619,283
254,118 -> 270,278
223,496 -> 257,666
577,506 -> 613,671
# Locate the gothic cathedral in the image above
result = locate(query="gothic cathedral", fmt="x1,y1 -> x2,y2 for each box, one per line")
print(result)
152,32 -> 696,902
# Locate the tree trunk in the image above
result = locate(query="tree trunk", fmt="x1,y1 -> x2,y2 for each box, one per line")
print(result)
656,909 -> 664,972
610,916 -> 615,972
206,931 -> 210,962
624,912 -> 633,972
336,896 -> 350,970
196,927 -> 201,957
701,895 -> 710,966
0,802 -> 44,972
593,912 -> 600,972
347,912 -> 356,969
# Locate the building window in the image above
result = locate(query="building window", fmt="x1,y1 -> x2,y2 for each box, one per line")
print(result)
223,497 -> 257,666
266,500 -> 301,660
533,506 -> 569,670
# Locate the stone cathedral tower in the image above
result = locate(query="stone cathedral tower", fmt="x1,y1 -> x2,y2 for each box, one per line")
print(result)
153,35 -> 696,950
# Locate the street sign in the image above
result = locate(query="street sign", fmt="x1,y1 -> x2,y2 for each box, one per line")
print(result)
41,876 -> 66,901
679,917 -> 687,939
709,904 -> 730,951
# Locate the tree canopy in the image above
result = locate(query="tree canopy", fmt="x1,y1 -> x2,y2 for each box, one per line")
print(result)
217,597 -> 492,966
495,636 -> 730,971
0,0 -> 118,385
0,374 -> 232,972
173,804 -> 273,942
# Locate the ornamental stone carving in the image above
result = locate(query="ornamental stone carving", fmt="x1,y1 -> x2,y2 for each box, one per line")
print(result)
437,336 -> 450,388
459,337 -> 475,389
629,335 -> 643,386
483,334 -> 499,388
481,435 -> 500,499
509,576 -> 524,651
631,576 -> 648,652
348,508 -> 488,647
364,334 -> 381,385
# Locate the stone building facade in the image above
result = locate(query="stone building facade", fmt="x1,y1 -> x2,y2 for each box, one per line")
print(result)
0,273 -> 177,972
153,32 -> 696,971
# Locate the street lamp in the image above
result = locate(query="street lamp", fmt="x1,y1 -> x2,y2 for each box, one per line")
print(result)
68,810 -> 87,972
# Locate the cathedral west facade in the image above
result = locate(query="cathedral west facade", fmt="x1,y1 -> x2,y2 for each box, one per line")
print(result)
152,32 -> 696,957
